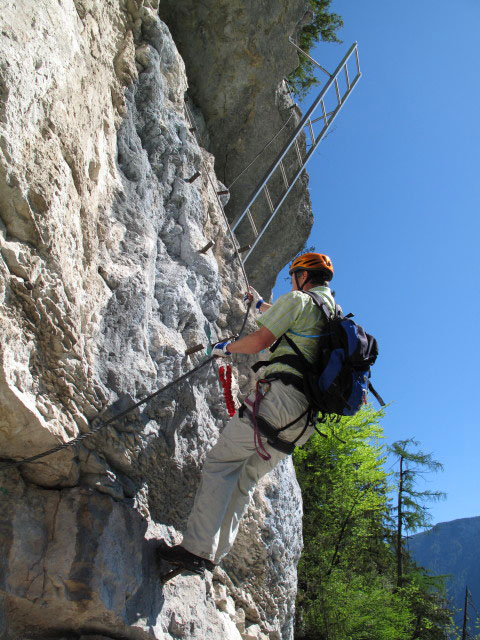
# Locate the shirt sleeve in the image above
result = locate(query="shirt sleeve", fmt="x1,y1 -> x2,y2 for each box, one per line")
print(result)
256,291 -> 304,338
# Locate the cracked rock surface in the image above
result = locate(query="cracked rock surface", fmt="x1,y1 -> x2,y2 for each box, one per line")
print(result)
0,1 -> 307,638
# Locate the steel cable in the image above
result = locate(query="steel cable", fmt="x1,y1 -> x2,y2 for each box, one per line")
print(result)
0,304 -> 251,469
227,111 -> 295,190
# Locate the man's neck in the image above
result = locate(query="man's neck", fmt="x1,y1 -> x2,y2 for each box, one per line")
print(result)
303,283 -> 327,292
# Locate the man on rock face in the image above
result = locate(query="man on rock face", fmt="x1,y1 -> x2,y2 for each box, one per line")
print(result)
159,252 -> 336,575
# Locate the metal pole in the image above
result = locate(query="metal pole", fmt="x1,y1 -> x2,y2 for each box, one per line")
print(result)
462,586 -> 469,640
288,36 -> 332,78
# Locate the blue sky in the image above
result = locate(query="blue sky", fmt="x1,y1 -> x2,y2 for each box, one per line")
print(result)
273,0 -> 480,528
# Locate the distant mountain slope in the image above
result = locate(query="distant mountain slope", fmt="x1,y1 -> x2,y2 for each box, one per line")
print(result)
408,516 -> 480,633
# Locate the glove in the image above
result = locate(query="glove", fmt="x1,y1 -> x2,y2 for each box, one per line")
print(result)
211,340 -> 232,357
243,287 -> 264,311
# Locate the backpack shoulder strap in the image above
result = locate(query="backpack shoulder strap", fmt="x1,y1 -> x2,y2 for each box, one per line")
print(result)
301,290 -> 341,320
282,332 -> 307,360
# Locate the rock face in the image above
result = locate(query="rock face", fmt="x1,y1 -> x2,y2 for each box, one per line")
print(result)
0,1 -> 311,638
159,0 -> 313,297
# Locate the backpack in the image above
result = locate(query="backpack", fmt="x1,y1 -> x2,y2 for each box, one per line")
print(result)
264,291 -> 384,417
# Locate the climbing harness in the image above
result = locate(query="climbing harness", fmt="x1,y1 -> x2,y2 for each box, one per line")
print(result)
241,378 -> 311,459
218,364 -> 236,417
244,380 -> 272,461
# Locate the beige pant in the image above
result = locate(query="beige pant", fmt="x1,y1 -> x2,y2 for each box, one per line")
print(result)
182,379 -> 313,563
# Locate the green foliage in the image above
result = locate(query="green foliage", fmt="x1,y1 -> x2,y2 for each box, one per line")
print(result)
397,570 -> 455,640
294,409 -> 454,640
288,0 -> 344,98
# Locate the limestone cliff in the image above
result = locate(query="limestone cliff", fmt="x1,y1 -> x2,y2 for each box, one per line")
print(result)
0,1 -> 312,639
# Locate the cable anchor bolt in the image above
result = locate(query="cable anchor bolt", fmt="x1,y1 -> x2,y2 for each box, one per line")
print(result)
185,171 -> 201,184
198,240 -> 215,254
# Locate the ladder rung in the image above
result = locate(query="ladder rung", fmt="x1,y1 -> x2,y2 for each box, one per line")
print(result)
355,46 -> 361,76
264,185 -> 274,214
307,118 -> 316,146
311,111 -> 334,126
294,139 -> 303,166
279,160 -> 289,189
344,64 -> 350,90
334,77 -> 341,104
247,209 -> 258,237
321,99 -> 328,124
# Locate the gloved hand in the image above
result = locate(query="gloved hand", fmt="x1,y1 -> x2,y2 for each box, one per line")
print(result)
243,286 -> 264,311
211,340 -> 232,357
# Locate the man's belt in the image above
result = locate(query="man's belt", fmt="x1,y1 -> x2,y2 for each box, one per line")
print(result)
264,372 -> 304,394
239,404 -> 296,455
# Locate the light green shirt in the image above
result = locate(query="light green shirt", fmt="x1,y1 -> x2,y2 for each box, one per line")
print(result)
256,286 -> 335,379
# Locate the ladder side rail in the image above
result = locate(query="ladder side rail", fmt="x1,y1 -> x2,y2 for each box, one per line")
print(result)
241,146 -> 317,264
315,72 -> 361,137
242,70 -> 361,264
316,67 -> 360,131
231,42 -> 359,233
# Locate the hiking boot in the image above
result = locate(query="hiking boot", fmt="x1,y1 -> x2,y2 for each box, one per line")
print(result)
157,544 -> 213,575
203,558 -> 216,572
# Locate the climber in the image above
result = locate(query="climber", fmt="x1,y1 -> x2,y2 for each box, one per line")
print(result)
158,253 -> 336,576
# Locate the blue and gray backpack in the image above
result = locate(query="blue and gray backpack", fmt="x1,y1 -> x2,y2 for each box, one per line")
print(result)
267,291 -> 384,417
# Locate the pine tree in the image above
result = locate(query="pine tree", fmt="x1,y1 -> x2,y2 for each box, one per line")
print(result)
388,439 -> 445,588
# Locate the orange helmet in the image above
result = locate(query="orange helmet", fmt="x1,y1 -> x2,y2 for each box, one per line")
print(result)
289,252 -> 334,280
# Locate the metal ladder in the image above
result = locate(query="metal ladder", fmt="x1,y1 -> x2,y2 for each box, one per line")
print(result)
231,42 -> 361,264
